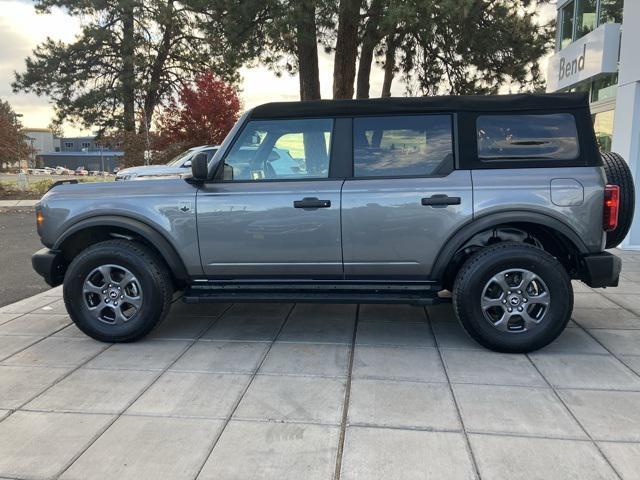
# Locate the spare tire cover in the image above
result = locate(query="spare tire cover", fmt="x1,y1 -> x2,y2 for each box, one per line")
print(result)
601,152 -> 635,249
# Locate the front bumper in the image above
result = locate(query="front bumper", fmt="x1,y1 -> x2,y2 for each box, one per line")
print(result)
32,248 -> 66,287
580,252 -> 621,288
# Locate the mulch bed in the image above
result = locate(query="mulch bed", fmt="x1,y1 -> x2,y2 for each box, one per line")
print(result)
0,191 -> 41,200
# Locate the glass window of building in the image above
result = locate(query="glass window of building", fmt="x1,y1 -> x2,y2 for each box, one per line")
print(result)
560,81 -> 590,94
575,0 -> 597,39
592,110 -> 615,152
592,73 -> 618,102
560,1 -> 575,49
599,0 -> 623,25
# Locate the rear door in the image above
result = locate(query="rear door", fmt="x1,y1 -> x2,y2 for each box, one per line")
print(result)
341,114 -> 473,280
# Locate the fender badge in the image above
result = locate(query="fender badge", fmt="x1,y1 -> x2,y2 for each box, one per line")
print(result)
179,201 -> 192,213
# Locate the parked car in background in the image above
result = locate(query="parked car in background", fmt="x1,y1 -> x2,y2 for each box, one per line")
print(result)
75,167 -> 89,176
115,145 -> 219,181
54,166 -> 73,175
27,168 -> 50,175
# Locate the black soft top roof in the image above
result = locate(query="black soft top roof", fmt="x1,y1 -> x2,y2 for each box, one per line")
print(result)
250,92 -> 589,119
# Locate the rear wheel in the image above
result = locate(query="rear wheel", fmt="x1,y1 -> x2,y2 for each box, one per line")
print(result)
602,152 -> 635,248
63,240 -> 172,342
452,242 -> 572,353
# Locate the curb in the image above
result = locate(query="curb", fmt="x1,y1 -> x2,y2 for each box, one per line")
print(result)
0,200 -> 39,208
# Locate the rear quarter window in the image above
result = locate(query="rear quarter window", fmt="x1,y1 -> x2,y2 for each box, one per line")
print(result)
477,113 -> 579,162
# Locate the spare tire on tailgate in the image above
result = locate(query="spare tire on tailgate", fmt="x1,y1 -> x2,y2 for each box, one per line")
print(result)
601,152 -> 635,249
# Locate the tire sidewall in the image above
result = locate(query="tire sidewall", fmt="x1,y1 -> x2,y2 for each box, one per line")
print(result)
454,246 -> 573,352
602,152 -> 636,248
64,245 -> 166,342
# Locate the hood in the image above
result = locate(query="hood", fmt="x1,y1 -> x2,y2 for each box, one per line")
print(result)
42,177 -> 185,202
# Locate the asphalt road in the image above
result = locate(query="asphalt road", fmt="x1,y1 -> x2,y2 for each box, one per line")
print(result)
0,208 -> 50,307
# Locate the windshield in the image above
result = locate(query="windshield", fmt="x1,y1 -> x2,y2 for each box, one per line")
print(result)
166,150 -> 194,167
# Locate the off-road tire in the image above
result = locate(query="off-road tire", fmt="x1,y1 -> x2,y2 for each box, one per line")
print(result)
602,152 -> 635,248
452,242 -> 573,353
63,239 -> 172,342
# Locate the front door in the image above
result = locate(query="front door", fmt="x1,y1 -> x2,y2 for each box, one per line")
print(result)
341,114 -> 473,280
197,117 -> 343,279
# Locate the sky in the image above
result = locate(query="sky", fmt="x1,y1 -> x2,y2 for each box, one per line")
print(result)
0,0 -> 555,136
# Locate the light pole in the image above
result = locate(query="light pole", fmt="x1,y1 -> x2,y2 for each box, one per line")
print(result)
23,136 -> 36,170
99,144 -> 105,181
28,137 -> 35,168
13,113 -> 25,171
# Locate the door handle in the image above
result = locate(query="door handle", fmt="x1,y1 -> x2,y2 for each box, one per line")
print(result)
421,194 -> 461,208
294,197 -> 331,209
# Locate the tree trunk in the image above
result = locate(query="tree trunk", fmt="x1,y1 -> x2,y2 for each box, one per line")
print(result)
381,35 -> 397,98
295,0 -> 321,100
333,0 -> 363,99
356,0 -> 384,99
141,0 -> 175,133
120,0 -> 136,132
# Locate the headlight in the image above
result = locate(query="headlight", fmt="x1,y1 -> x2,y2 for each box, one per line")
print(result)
36,206 -> 44,236
36,208 -> 44,226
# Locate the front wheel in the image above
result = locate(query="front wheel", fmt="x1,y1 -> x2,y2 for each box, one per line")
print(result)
63,240 -> 173,342
452,243 -> 573,353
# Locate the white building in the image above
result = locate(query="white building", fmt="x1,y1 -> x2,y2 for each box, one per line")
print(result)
24,128 -> 60,157
546,0 -> 640,249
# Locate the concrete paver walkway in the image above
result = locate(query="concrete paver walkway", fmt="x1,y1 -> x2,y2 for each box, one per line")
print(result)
0,249 -> 640,479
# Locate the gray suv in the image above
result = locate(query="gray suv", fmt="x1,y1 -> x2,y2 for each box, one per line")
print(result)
32,93 -> 634,353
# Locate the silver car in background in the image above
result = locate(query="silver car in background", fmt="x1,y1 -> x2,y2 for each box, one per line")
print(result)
115,145 -> 219,181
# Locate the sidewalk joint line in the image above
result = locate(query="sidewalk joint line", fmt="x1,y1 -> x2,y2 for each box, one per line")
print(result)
333,304 -> 359,480
192,302 -> 296,480
425,306 -> 482,480
51,302 -> 234,479
525,352 -> 624,480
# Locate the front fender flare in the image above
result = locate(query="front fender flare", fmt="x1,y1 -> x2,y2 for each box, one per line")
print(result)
53,215 -> 190,282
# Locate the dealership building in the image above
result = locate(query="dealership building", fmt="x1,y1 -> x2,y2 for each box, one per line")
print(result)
547,0 -> 640,248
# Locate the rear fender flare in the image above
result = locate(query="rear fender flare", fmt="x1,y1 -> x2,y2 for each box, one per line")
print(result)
430,211 -> 589,280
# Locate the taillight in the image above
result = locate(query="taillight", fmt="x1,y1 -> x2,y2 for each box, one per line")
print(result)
603,184 -> 620,232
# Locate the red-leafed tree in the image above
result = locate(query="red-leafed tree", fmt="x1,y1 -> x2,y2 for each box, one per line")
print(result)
155,72 -> 241,152
0,99 -> 32,170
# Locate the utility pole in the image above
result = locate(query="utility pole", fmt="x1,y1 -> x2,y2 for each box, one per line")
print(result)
100,145 -> 105,181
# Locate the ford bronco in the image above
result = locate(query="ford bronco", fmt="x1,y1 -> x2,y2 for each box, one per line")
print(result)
32,93 -> 635,352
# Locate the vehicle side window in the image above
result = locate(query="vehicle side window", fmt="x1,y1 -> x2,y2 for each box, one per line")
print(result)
222,118 -> 332,181
352,115 -> 454,178
476,114 -> 579,161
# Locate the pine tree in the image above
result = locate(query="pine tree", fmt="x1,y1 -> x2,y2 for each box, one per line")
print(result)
13,0 -> 245,134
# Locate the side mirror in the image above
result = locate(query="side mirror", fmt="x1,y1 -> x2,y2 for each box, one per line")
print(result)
190,153 -> 208,181
182,160 -> 191,168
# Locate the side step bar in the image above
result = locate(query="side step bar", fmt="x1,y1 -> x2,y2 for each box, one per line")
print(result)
183,282 -> 450,306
